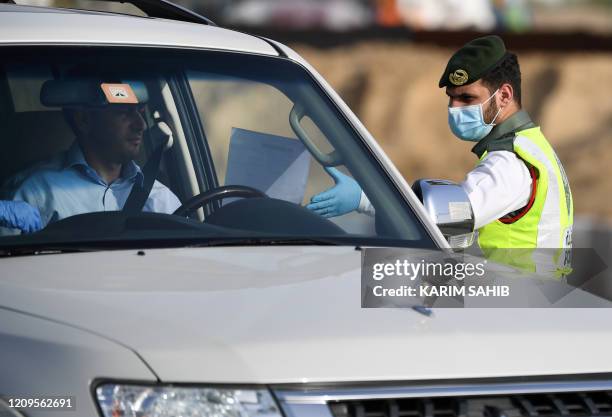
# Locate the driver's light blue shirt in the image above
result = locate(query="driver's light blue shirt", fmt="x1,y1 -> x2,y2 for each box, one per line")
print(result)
4,142 -> 181,228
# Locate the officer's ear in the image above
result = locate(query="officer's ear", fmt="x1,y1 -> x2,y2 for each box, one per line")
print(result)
498,83 -> 514,108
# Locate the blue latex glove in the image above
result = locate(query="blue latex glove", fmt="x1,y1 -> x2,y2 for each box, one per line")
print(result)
306,167 -> 362,218
0,201 -> 43,234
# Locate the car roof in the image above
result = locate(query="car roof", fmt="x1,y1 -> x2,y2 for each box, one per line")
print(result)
0,3 -> 278,56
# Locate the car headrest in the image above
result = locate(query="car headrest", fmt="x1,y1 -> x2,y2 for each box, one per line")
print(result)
40,79 -> 149,108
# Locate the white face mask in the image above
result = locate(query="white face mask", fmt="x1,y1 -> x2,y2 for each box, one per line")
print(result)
447,89 -> 502,142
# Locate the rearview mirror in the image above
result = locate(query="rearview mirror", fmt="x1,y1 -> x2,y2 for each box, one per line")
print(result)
412,179 -> 475,250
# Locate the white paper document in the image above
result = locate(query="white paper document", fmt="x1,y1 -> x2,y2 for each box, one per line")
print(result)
225,128 -> 311,204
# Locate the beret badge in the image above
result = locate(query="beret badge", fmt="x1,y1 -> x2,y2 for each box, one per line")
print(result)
449,69 -> 469,86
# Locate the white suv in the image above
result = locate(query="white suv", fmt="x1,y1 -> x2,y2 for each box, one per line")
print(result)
0,2 -> 610,417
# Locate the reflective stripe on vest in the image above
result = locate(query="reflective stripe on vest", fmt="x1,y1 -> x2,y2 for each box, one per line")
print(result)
477,126 -> 573,250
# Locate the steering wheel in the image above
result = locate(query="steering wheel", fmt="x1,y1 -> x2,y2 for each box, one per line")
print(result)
173,185 -> 267,217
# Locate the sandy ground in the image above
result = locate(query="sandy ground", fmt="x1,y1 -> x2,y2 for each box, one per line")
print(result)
292,42 -> 612,223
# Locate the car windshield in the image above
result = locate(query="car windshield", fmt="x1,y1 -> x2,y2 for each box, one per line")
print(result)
0,46 -> 435,252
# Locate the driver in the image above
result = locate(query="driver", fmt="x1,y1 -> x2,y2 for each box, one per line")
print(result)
5,74 -> 180,230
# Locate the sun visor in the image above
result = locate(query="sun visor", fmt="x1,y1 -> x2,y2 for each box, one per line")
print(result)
40,79 -> 149,108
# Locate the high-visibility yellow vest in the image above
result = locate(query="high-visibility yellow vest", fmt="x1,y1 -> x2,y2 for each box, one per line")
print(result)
477,126 -> 573,250
475,126 -> 574,276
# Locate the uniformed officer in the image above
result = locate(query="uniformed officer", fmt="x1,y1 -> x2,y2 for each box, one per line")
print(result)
307,35 -> 573,251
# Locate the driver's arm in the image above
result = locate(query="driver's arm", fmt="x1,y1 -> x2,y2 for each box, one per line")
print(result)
0,200 -> 42,234
1,175 -> 54,234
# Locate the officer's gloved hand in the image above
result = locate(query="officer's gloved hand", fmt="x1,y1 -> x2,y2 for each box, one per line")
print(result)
306,167 -> 362,218
0,201 -> 43,234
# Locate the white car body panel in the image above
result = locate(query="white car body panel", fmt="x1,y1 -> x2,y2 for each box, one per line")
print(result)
0,308 -> 156,415
0,7 -> 277,55
1,247 -> 611,384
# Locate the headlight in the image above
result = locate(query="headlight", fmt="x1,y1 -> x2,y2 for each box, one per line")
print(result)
95,384 -> 282,417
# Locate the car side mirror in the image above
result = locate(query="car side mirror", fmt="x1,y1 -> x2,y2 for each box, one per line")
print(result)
412,179 -> 475,250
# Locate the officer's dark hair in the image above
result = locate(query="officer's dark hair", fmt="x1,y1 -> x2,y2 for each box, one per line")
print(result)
481,52 -> 522,107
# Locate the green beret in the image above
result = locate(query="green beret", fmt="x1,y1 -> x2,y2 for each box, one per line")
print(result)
439,35 -> 507,88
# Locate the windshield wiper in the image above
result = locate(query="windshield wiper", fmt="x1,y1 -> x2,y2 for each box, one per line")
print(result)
0,236 -> 347,257
189,237 -> 347,247
0,245 -> 100,258
185,235 -> 435,248
0,233 -> 433,257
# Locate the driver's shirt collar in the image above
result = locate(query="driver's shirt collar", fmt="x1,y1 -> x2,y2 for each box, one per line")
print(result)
63,142 -> 144,187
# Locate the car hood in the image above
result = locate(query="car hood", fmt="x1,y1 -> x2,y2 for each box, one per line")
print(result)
1,246 -> 611,383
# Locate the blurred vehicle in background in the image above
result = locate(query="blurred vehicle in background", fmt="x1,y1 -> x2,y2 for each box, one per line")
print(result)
491,0 -> 532,32
394,0 -> 497,31
26,0 -> 612,34
221,0 -> 373,30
